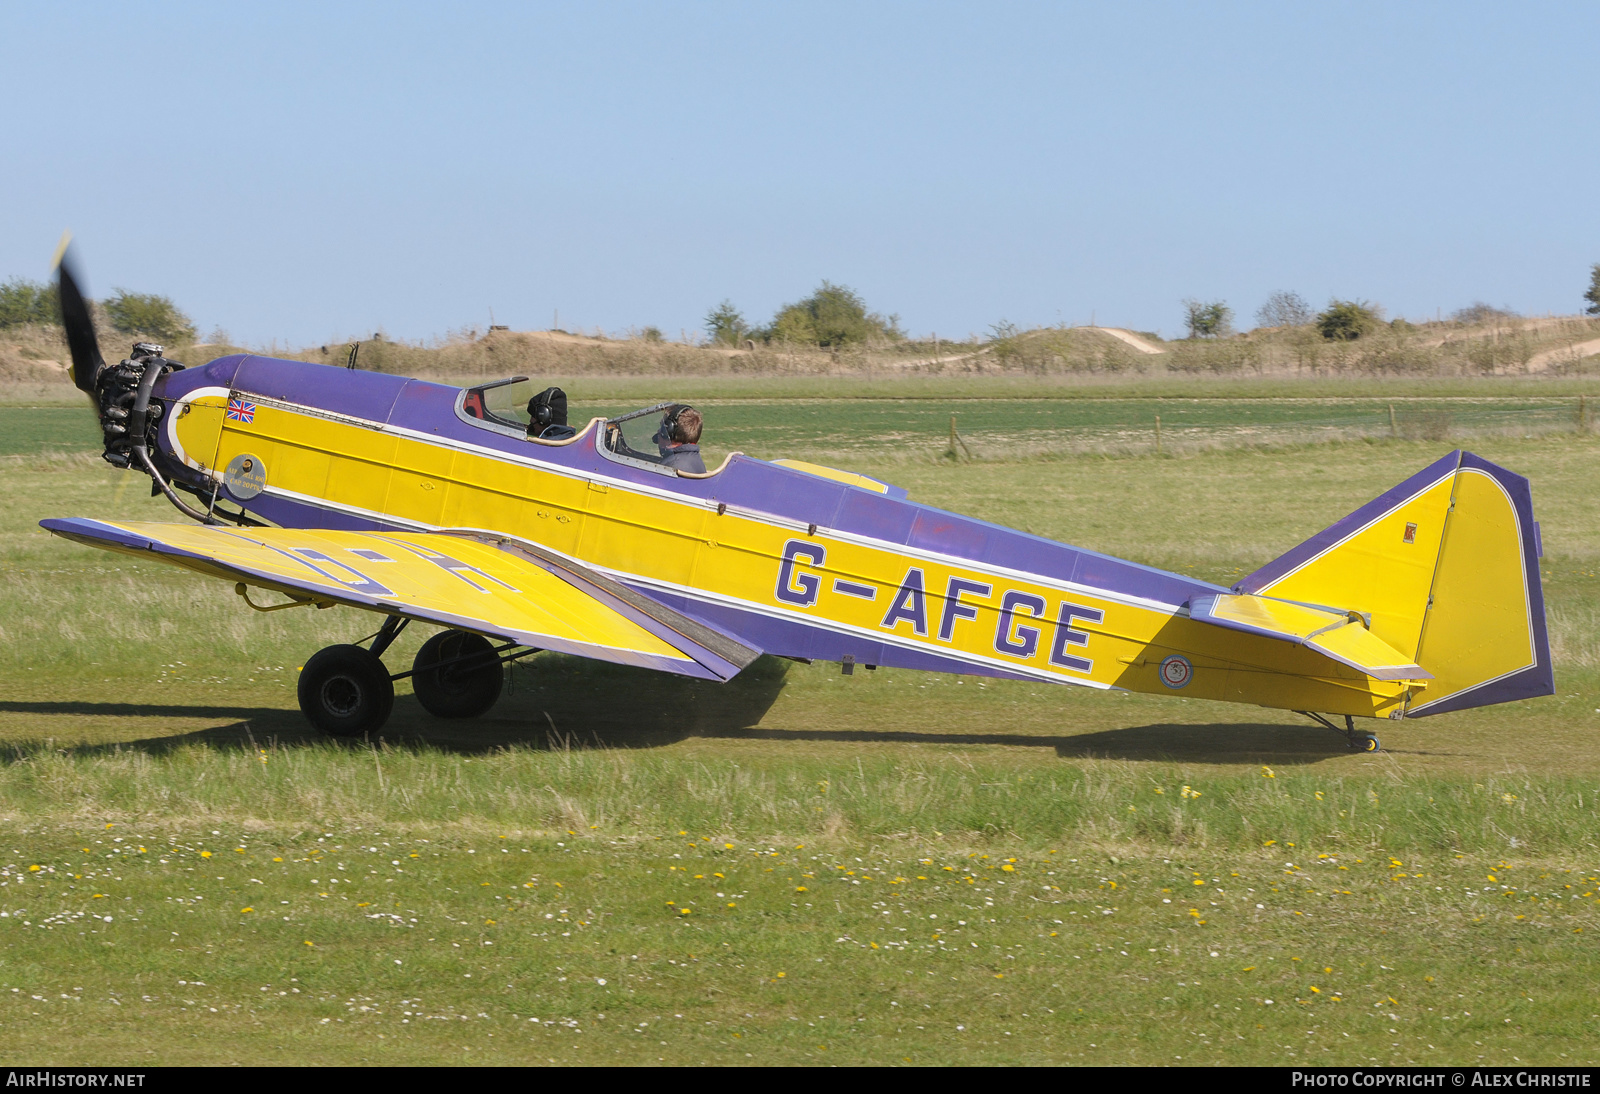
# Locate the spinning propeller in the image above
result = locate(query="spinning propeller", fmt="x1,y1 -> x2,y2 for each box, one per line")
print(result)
52,232 -> 106,401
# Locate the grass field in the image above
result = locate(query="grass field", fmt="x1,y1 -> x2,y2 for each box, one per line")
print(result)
0,381 -> 1596,1065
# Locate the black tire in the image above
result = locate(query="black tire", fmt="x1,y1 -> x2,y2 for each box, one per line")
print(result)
412,631 -> 503,718
298,644 -> 395,737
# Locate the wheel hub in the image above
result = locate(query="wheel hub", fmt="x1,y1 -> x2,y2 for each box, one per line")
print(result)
320,674 -> 362,717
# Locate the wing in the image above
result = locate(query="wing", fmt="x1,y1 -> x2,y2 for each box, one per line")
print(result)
42,518 -> 760,682
1189,592 -> 1432,683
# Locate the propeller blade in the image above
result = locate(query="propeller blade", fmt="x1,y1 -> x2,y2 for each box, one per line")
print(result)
53,234 -> 105,396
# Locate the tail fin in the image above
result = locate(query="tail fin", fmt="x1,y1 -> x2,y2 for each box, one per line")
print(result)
1237,451 -> 1552,717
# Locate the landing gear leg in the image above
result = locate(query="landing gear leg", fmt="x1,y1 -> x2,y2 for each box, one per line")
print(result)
1296,711 -> 1380,752
369,615 -> 408,658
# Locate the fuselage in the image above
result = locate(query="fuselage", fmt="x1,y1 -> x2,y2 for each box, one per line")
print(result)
152,354 -> 1413,717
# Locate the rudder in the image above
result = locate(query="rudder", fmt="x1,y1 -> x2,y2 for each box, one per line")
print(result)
1237,451 -> 1551,717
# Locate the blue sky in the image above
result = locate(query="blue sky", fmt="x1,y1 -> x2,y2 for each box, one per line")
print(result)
2,2 -> 1596,345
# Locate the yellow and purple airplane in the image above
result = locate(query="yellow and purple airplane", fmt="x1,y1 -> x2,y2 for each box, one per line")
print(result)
43,259 -> 1552,750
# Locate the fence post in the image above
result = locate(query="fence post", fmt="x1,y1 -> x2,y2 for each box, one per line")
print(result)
1389,404 -> 1397,438
1155,415 -> 1162,455
1580,395 -> 1587,434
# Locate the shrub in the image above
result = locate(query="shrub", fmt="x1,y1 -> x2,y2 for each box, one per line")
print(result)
1316,299 -> 1380,342
0,278 -> 59,329
1451,302 -> 1518,324
1182,299 -> 1232,339
1254,290 -> 1312,329
703,301 -> 748,346
761,282 -> 901,347
987,320 -> 1021,363
102,289 -> 196,343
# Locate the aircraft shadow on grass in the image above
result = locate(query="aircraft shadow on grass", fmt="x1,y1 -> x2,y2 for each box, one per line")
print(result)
0,653 -> 1395,764
0,656 -> 793,757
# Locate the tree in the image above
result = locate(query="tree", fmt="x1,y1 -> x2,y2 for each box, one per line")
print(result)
762,281 -> 901,347
1316,299 -> 1381,342
102,289 -> 196,343
1183,299 -> 1232,339
0,277 -> 60,329
703,300 -> 748,346
1585,263 -> 1600,316
1254,290 -> 1312,329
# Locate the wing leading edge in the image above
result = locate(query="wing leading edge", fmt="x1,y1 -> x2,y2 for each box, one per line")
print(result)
41,519 -> 760,682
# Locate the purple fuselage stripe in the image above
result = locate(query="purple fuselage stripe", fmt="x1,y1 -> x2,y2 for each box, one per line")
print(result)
159,355 -> 1224,611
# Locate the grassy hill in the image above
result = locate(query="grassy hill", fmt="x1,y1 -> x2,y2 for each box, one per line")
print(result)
5,311 -> 1599,389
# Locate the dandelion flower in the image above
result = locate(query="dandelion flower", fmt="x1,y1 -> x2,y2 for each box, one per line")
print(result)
241,907 -> 254,913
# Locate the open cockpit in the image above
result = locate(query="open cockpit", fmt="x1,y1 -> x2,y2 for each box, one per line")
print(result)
456,377 -> 708,476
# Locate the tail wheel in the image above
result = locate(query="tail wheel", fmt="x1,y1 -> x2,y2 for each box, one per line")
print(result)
298,644 -> 395,737
1361,734 -> 1381,753
412,631 -> 503,718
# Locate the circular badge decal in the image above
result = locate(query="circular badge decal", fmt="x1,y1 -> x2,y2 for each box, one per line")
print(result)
1159,655 -> 1193,689
223,452 -> 267,500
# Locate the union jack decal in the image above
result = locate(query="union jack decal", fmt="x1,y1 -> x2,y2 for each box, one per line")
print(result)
226,397 -> 256,424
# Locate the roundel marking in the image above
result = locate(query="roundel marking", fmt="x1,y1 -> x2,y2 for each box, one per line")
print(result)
1159,655 -> 1193,690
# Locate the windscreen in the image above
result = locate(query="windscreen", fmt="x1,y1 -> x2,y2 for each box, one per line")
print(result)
462,377 -> 535,430
482,379 -> 536,427
606,402 -> 678,460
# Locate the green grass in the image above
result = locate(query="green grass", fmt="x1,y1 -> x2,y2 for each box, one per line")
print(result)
0,409 -> 100,457
1,399 -> 1598,1065
2,812 -> 1596,1066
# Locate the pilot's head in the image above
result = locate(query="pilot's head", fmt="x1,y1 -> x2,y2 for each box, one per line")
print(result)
653,405 -> 702,446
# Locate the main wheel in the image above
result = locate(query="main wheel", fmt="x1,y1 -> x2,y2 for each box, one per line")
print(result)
412,631 -> 503,718
298,644 -> 395,737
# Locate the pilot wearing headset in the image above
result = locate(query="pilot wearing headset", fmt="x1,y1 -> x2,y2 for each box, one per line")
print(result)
652,405 -> 706,474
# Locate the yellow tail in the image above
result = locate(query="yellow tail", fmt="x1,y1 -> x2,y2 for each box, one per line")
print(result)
1238,451 -> 1552,717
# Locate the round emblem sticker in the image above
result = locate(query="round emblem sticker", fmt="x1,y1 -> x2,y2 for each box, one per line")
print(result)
223,453 -> 267,500
1159,655 -> 1193,689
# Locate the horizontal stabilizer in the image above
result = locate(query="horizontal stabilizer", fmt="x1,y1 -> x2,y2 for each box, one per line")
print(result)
1190,593 -> 1432,683
41,518 -> 760,682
